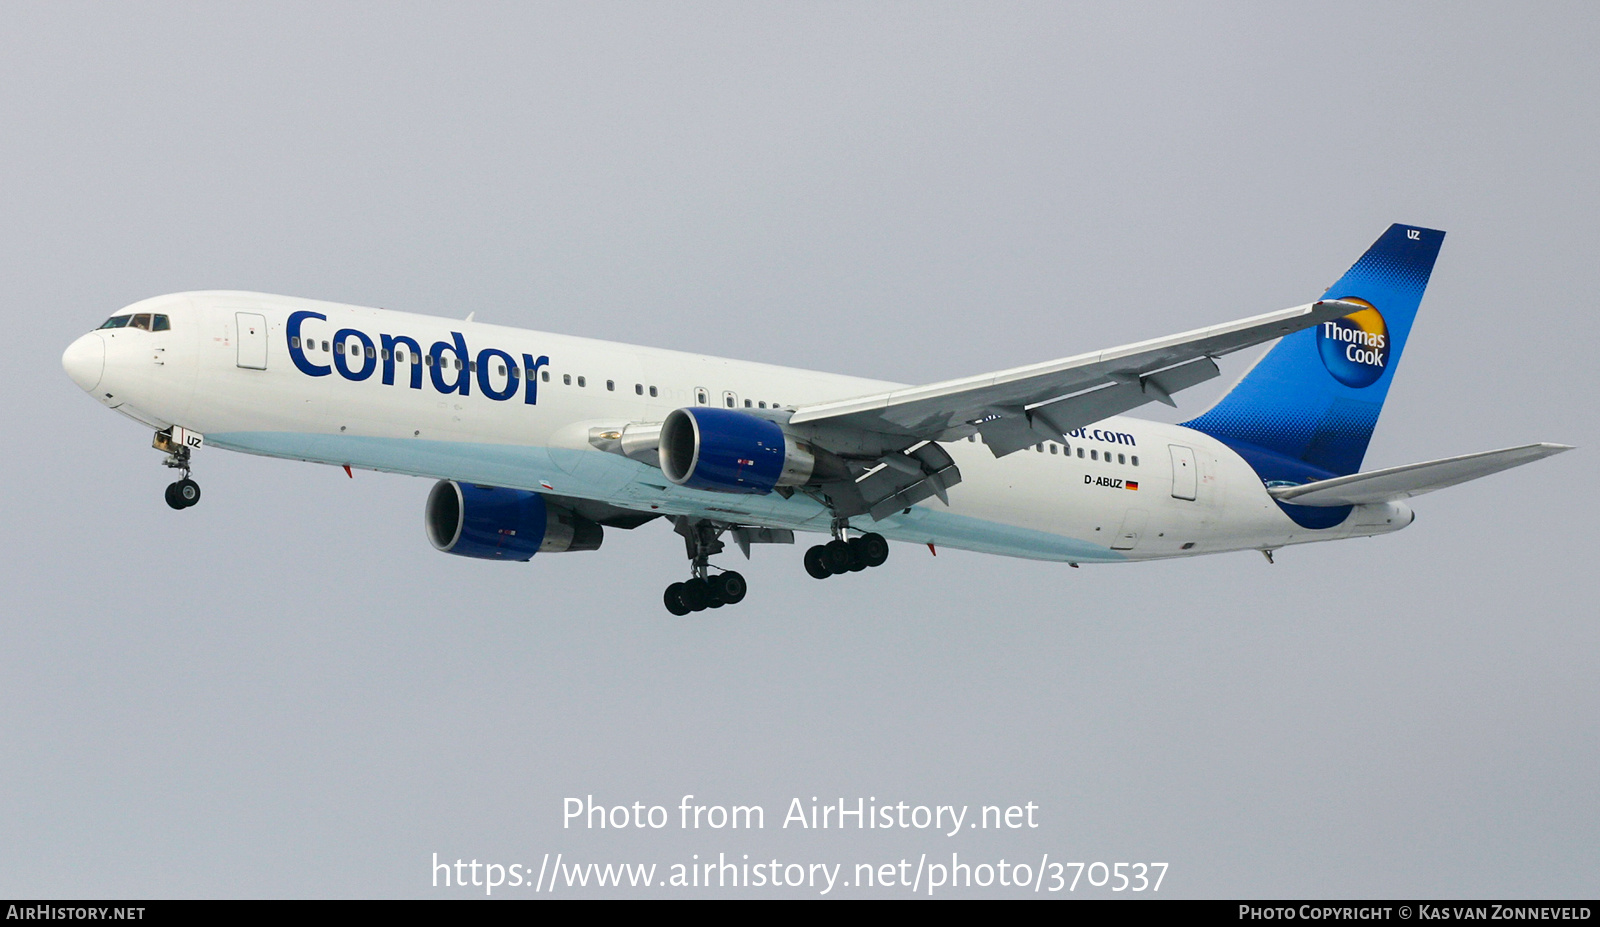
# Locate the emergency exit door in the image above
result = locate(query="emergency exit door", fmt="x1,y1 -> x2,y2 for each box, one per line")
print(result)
236,312 -> 268,369
1169,444 -> 1197,501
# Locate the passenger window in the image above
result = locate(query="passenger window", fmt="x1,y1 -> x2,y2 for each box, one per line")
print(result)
542,370 -> 550,382
152,314 -> 170,331
98,315 -> 131,329
381,348 -> 389,360
1118,453 -> 1125,464
509,365 -> 519,379
1131,456 -> 1139,466
577,376 -> 586,387
1050,444 -> 1058,454
563,374 -> 571,385
455,359 -> 464,370
1091,450 -> 1098,460
744,399 -> 752,408
696,389 -> 708,405
322,341 -> 329,352
425,354 -> 434,366
291,336 -> 301,348
649,386 -> 658,398
635,383 -> 644,395
335,342 -> 344,354
367,346 -> 376,358
607,380 -> 615,391
726,396 -> 735,408
1076,447 -> 1084,458
498,364 -> 506,376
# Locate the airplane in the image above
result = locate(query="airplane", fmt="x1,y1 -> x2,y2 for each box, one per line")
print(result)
61,224 -> 1570,614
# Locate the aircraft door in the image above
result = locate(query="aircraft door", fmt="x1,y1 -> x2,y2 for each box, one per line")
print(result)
1111,509 -> 1147,550
236,312 -> 268,369
1169,444 -> 1197,500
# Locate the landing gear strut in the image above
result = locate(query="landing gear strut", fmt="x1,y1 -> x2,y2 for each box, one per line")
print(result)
804,518 -> 889,579
663,518 -> 748,616
153,429 -> 201,510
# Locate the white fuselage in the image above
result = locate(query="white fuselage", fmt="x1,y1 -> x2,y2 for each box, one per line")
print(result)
66,292 -> 1412,563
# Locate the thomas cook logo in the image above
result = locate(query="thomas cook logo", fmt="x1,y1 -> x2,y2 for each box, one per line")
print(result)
1316,298 -> 1389,388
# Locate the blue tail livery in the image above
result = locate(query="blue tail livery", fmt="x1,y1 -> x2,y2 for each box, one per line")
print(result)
1182,224 -> 1445,525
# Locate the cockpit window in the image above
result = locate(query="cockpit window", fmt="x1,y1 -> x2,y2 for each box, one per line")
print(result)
97,313 -> 170,331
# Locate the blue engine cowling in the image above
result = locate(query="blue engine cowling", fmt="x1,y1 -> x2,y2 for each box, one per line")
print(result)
659,407 -> 818,494
424,481 -> 603,560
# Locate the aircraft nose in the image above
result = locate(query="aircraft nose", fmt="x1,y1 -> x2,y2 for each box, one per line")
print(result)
62,332 -> 105,392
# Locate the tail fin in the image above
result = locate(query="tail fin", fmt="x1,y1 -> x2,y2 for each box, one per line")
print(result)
1182,224 -> 1445,485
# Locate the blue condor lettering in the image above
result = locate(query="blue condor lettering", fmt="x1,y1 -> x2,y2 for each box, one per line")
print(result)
381,333 -> 424,389
285,310 -> 550,405
287,310 -> 330,377
1066,427 -> 1137,446
430,332 -> 471,395
335,328 -> 376,381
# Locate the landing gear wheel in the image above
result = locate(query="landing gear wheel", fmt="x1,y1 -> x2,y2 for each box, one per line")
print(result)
859,532 -> 889,568
166,478 -> 201,509
823,539 -> 853,574
680,578 -> 711,612
846,538 -> 870,572
712,571 -> 748,604
664,583 -> 692,616
804,545 -> 832,579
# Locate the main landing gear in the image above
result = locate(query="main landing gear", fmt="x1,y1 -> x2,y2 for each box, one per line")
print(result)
153,428 -> 201,510
663,518 -> 748,616
803,520 -> 889,579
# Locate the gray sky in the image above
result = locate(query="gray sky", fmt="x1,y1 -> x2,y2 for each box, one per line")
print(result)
3,2 -> 1595,898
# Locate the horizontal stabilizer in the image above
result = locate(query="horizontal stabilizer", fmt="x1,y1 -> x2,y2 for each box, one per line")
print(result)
1267,443 -> 1573,507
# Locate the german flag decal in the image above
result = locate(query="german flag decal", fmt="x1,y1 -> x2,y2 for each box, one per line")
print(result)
1126,481 -> 1139,491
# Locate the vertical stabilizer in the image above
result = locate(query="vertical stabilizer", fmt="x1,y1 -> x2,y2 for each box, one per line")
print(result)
1183,224 -> 1444,492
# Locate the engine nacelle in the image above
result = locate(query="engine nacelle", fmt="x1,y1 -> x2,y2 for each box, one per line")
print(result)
424,481 -> 602,560
659,407 -> 825,494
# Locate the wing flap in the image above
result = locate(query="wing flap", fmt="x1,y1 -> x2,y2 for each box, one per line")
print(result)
1268,443 -> 1574,507
789,299 -> 1363,454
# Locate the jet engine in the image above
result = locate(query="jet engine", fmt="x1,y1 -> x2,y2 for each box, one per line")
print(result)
659,407 -> 838,494
424,481 -> 602,560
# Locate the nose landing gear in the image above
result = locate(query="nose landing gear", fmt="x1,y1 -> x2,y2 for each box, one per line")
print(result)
664,518 -> 749,616
153,427 -> 202,510
164,478 -> 201,510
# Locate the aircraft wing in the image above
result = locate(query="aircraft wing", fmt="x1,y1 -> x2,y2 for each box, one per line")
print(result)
1268,443 -> 1574,507
788,299 -> 1365,457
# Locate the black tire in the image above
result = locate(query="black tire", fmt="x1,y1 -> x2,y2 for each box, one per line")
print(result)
714,571 -> 748,604
846,537 -> 869,571
859,532 -> 890,568
823,539 -> 853,574
804,545 -> 832,579
663,583 -> 692,616
164,482 -> 185,510
174,478 -> 201,508
704,583 -> 726,608
680,577 -> 711,612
